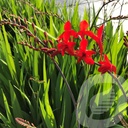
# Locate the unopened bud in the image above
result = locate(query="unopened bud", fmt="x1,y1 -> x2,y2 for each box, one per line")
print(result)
32,22 -> 35,29
24,18 -> 27,24
17,17 -> 21,25
44,32 -> 48,40
48,40 -> 54,47
27,32 -> 33,37
40,47 -> 48,52
47,48 -> 56,53
124,42 -> 128,47
20,25 -> 26,29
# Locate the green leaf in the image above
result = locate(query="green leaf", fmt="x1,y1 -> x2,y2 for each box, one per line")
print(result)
111,124 -> 125,128
1,90 -> 15,126
0,13 -> 16,79
71,2 -> 80,30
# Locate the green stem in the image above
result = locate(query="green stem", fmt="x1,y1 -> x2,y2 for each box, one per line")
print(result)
95,62 -> 128,102
52,59 -> 76,107
109,72 -> 128,102
52,58 -> 80,128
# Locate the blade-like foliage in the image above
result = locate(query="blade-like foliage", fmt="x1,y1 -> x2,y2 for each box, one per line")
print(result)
0,0 -> 127,128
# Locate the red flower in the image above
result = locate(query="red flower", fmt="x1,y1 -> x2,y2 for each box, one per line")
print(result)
58,21 -> 77,41
94,25 -> 104,54
57,40 -> 75,56
78,20 -> 103,54
98,55 -> 116,74
76,39 -> 96,64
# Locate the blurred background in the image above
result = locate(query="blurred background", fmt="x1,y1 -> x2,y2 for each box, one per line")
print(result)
55,0 -> 128,33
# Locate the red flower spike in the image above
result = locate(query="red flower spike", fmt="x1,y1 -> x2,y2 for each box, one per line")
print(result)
76,39 -> 96,65
58,21 -> 77,42
98,55 -> 116,74
57,41 -> 76,56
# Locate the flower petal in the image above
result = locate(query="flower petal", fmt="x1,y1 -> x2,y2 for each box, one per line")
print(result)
63,32 -> 70,41
67,42 -> 76,47
77,57 -> 82,63
85,50 -> 96,56
97,25 -> 104,39
104,54 -> 110,62
70,30 -> 78,38
64,21 -> 71,31
80,20 -> 89,31
57,43 -> 64,49
83,31 -> 98,41
80,39 -> 88,51
98,54 -> 117,74
98,66 -> 108,74
98,41 -> 103,54
83,31 -> 103,54
112,65 -> 116,74
84,57 -> 95,65
58,33 -> 64,41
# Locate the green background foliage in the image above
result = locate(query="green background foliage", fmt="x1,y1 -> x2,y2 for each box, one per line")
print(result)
0,0 -> 127,128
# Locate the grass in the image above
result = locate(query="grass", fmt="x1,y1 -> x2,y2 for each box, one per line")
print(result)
0,0 -> 128,128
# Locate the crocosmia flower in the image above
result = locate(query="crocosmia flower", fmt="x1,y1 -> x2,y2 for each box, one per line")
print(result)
78,20 -> 104,54
57,40 -> 75,56
58,21 -> 77,42
76,39 -> 96,65
98,54 -> 116,74
78,20 -> 91,39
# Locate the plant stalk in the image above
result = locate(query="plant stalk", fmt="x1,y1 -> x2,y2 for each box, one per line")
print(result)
52,58 -> 80,128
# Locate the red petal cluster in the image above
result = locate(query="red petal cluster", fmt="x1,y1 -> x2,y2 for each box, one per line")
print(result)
52,20 -> 116,74
76,39 -> 96,65
58,21 -> 77,42
57,40 -> 75,56
78,21 -> 103,54
98,55 -> 116,74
